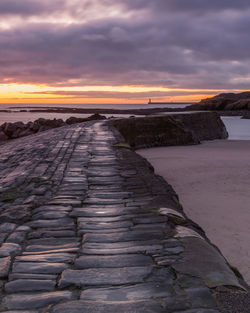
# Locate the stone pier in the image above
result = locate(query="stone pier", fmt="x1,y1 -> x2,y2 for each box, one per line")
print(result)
0,120 -> 248,312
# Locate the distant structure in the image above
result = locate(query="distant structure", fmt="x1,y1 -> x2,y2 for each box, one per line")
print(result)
148,98 -> 192,105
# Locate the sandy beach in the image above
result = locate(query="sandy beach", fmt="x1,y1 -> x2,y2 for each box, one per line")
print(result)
138,140 -> 250,285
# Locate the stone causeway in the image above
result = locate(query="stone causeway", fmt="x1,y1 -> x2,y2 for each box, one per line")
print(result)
0,120 -> 249,312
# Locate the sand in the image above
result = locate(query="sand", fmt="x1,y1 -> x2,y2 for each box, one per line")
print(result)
138,140 -> 250,285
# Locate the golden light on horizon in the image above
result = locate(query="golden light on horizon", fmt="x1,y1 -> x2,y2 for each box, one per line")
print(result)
0,82 -> 246,104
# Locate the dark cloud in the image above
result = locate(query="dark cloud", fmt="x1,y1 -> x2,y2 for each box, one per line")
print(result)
119,0 -> 250,13
0,0 -> 64,16
0,0 -> 250,92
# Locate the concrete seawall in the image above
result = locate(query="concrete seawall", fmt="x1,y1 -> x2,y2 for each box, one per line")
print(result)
0,117 -> 248,312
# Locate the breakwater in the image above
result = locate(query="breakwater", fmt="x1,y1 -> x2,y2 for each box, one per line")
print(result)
0,115 -> 248,312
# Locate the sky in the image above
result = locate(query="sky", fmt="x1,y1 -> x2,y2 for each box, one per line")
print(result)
1,0 -> 250,105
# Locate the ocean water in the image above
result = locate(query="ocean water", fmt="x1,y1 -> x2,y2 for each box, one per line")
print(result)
221,116 -> 250,140
0,103 -> 189,125
0,103 -> 249,141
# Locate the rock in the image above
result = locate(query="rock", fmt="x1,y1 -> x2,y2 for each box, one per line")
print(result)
51,299 -> 165,313
87,113 -> 106,121
18,128 -> 34,137
27,217 -> 74,228
9,273 -> 57,281
80,282 -> 174,301
59,267 -> 153,288
6,231 -> 26,244
2,291 -> 72,310
0,257 -> 11,277
187,91 -> 250,111
75,254 -> 153,269
65,117 -> 88,125
12,262 -> 69,274
172,237 -> 245,289
0,130 -> 8,141
5,279 -> 56,293
16,252 -> 75,263
0,243 -> 21,257
0,223 -> 17,233
34,118 -> 65,129
110,112 -> 228,149
3,122 -> 25,138
66,114 -> 106,125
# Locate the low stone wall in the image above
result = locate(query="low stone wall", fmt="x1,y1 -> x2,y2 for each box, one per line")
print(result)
110,112 -> 228,149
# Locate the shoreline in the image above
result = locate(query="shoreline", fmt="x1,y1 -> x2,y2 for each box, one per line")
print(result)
138,139 -> 250,285
1,105 -> 250,116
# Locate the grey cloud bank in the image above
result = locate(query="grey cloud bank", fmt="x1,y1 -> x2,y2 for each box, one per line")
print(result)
0,0 -> 250,92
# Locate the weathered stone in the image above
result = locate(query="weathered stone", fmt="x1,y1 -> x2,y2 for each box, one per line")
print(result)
7,231 -> 26,244
59,266 -> 153,288
146,267 -> 174,283
25,241 -> 79,252
5,279 -> 56,293
177,308 -> 220,313
9,273 -> 57,281
2,310 -> 38,313
27,218 -> 74,228
185,286 -> 217,308
131,223 -> 169,231
175,226 -> 204,239
172,238 -> 244,289
0,223 -> 17,233
52,299 -> 165,313
16,253 -> 75,263
2,291 -> 72,310
155,255 -> 180,266
80,282 -> 174,301
12,262 -> 68,274
0,257 -> 11,278
15,225 -> 31,232
75,254 -> 153,269
83,240 -> 161,250
32,211 -> 69,219
0,130 -> 8,141
32,205 -> 72,214
26,238 -> 80,247
72,207 -> 127,217
49,199 -> 82,206
133,216 -> 168,224
84,229 -> 164,243
82,244 -> 162,255
28,230 -> 75,239
0,243 -> 21,257
0,233 -> 8,244
78,220 -> 133,230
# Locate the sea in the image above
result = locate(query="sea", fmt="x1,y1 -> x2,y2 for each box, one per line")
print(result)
0,102 -> 188,124
0,103 -> 249,141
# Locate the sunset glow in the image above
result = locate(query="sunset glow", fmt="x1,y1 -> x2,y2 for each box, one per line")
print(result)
0,83 -> 247,104
0,1 -> 250,105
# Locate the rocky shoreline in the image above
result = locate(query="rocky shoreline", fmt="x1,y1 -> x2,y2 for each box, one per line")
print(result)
187,92 -> 250,113
0,114 -> 106,143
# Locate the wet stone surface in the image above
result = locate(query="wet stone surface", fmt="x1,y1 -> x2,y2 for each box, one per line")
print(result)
0,120 -> 248,312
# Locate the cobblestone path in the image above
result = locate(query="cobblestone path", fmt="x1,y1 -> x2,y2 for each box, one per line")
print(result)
0,121 -> 248,312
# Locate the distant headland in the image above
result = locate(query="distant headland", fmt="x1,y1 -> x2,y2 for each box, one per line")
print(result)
148,98 -> 195,105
